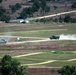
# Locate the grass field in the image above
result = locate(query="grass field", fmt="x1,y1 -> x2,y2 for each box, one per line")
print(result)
0,50 -> 76,67
13,51 -> 76,66
0,1 -> 76,74
0,22 -> 76,75
0,22 -> 76,36
0,22 -> 76,72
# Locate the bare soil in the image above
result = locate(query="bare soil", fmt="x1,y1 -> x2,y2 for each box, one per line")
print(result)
28,67 -> 60,75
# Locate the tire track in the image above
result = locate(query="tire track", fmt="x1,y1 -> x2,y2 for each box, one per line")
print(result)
14,52 -> 43,58
22,60 -> 57,66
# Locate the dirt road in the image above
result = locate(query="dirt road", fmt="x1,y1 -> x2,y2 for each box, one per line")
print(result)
29,10 -> 76,20
13,52 -> 76,66
67,59 -> 76,61
14,52 -> 43,58
22,60 -> 57,66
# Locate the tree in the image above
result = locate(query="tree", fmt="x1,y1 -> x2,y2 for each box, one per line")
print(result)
0,14 -> 10,23
0,0 -> 3,3
9,3 -> 21,13
25,7 -> 33,17
0,55 -> 27,75
58,65 -> 76,75
53,6 -> 58,9
19,7 -> 33,19
64,15 -> 71,23
44,6 -> 50,13
0,6 -> 10,22
40,0 -> 46,11
0,6 -> 6,16
59,16 -> 63,23
32,0 -> 40,12
71,2 -> 76,8
15,3 -> 21,10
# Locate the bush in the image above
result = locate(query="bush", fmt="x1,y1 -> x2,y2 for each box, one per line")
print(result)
64,15 -> 71,22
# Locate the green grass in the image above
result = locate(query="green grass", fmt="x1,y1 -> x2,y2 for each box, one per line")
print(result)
19,52 -> 76,60
45,61 -> 76,67
0,22 -> 76,37
11,30 -> 67,37
14,51 -> 76,66
0,22 -> 76,67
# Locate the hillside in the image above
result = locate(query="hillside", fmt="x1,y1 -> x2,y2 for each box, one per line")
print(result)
0,1 -> 76,75
0,0 -> 76,21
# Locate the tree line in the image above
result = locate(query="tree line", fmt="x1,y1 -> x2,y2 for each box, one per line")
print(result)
56,15 -> 76,23
19,0 -> 50,19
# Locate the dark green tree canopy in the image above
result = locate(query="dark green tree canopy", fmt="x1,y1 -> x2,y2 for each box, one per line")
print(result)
64,15 -> 71,23
71,2 -> 76,8
9,3 -> 21,13
0,6 -> 10,22
19,0 -> 50,18
0,6 -> 6,16
58,65 -> 76,75
0,55 -> 27,75
32,0 -> 40,12
0,0 -> 3,3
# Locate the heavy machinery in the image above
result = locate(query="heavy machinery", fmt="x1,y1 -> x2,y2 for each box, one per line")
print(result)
49,35 -> 59,40
0,39 -> 7,44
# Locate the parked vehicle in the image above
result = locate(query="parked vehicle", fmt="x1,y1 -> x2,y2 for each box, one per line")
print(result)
0,39 -> 7,44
